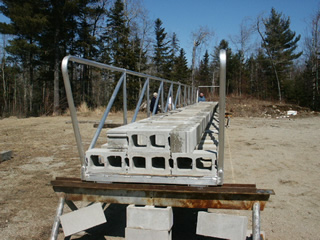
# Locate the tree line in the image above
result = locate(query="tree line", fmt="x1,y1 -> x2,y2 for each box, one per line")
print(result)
0,0 -> 319,117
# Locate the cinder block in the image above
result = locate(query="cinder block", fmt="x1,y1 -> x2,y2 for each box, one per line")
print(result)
127,152 -> 171,175
125,227 -> 172,240
171,150 -> 217,176
196,212 -> 248,240
0,150 -> 12,162
127,205 -> 173,231
60,202 -> 106,237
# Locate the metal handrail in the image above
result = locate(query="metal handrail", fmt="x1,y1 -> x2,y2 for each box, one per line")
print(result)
61,55 -> 195,168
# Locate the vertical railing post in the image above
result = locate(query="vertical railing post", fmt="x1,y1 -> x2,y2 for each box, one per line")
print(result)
218,49 -> 226,185
147,78 -> 150,117
61,57 -> 85,167
161,82 -> 164,113
165,84 -> 173,113
253,202 -> 261,240
123,71 -> 127,125
184,85 -> 187,106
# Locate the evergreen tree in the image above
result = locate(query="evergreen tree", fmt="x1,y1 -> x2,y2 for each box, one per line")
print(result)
153,18 -> 170,77
163,32 -> 179,80
197,50 -> 210,86
212,40 -> 234,94
0,0 -> 47,115
172,48 -> 190,84
258,8 -> 302,101
104,0 -> 134,69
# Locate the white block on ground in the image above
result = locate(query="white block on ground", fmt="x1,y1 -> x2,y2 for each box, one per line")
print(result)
60,202 -> 106,237
196,211 -> 248,240
127,205 -> 173,231
125,227 -> 172,240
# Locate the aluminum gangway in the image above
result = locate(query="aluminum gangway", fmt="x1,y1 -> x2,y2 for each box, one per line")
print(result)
50,50 -> 274,240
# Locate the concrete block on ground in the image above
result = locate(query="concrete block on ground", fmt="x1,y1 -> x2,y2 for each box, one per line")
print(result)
127,205 -> 173,231
125,227 -> 172,240
60,202 -> 106,237
196,211 -> 248,240
0,150 -> 12,162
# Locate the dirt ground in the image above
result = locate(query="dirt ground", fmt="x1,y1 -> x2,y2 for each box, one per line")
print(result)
0,109 -> 319,239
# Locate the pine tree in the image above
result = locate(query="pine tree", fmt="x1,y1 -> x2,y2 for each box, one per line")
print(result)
258,8 -> 302,101
172,48 -> 190,84
153,18 -> 170,77
0,0 -> 47,115
197,50 -> 210,86
105,0 -> 134,69
164,32 -> 179,80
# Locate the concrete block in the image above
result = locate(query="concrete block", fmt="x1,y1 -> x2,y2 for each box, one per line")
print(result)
0,150 -> 12,162
86,148 -> 127,173
127,152 -> 171,175
196,212 -> 248,240
125,227 -> 172,240
60,202 -> 106,237
127,205 -> 173,231
171,150 -> 217,176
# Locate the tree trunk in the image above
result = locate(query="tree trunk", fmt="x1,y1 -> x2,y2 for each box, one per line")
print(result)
53,27 -> 60,115
191,41 -> 196,87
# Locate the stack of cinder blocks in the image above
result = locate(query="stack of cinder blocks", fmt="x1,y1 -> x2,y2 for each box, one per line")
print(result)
85,102 -> 219,185
126,205 -> 173,240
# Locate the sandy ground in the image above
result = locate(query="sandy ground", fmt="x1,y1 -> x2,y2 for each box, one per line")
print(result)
0,111 -> 319,239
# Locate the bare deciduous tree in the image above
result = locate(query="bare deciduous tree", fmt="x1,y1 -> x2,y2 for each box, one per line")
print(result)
230,18 -> 255,96
191,26 -> 213,87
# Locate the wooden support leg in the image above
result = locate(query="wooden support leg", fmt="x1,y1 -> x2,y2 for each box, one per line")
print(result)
50,196 -> 65,240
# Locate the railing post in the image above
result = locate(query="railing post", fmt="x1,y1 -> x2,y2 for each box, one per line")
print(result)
161,82 -> 164,112
165,84 -> 173,112
174,85 -> 181,110
89,72 -> 126,149
132,78 -> 149,123
218,49 -> 226,185
253,202 -> 261,240
184,85 -> 187,106
153,81 -> 163,115
123,72 -> 127,125
147,79 -> 150,117
61,57 -> 85,167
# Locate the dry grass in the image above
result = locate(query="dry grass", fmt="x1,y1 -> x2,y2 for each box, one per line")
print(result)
225,95 -> 317,118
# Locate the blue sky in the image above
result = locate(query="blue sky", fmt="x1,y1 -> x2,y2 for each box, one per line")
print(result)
0,0 -> 319,66
143,0 -> 320,64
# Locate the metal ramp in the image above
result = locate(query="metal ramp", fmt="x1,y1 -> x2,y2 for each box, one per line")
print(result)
50,50 -> 274,240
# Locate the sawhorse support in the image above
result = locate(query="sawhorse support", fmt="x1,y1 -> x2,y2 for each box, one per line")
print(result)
50,177 -> 274,240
